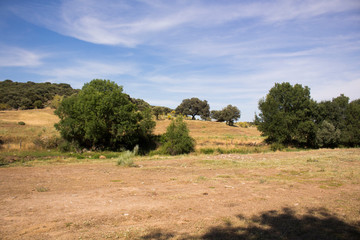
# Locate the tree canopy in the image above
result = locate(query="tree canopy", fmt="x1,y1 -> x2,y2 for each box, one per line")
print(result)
256,82 -> 360,148
176,97 -> 210,120
256,82 -> 317,147
54,79 -> 155,151
211,105 -> 241,126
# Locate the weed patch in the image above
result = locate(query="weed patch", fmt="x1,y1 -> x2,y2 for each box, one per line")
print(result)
116,146 -> 139,167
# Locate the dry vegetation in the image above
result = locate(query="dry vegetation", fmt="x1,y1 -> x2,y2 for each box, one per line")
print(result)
0,108 -> 59,150
1,109 -> 264,152
156,119 -> 265,151
0,109 -> 359,239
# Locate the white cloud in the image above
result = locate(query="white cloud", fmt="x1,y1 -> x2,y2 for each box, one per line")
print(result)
0,46 -> 44,67
11,0 -> 360,47
34,60 -> 138,88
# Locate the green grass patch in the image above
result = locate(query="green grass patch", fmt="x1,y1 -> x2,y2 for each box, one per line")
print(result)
35,186 -> 49,192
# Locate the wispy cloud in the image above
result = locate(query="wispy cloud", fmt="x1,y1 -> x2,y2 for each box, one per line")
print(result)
33,60 -> 138,88
11,0 -> 360,47
0,46 -> 45,67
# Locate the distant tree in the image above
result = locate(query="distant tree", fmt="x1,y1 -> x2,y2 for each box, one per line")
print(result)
33,100 -> 44,109
221,105 -> 241,126
20,98 -> 32,109
0,80 -> 78,110
211,105 -> 241,126
152,106 -> 163,120
211,110 -> 225,122
255,82 -> 317,147
55,79 -> 155,151
162,107 -> 173,115
131,98 -> 151,112
161,116 -> 195,155
176,98 -> 210,120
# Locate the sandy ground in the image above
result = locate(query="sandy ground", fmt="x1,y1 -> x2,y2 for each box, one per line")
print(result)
1,150 -> 360,239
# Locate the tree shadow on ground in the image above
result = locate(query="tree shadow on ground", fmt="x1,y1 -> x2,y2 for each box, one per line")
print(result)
140,208 -> 360,240
202,207 -> 360,240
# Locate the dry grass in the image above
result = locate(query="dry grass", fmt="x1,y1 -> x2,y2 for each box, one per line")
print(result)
0,108 -> 59,150
1,110 -> 264,152
154,119 -> 265,150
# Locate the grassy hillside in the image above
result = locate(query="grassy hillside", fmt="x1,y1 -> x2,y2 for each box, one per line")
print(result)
0,109 -> 264,152
0,108 -> 59,150
155,119 -> 264,150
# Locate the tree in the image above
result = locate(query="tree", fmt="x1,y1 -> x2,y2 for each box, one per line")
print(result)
211,110 -> 225,122
161,116 -> 195,155
316,94 -> 350,146
211,105 -> 241,126
218,105 -> 241,126
33,100 -> 44,109
344,99 -> 360,146
54,79 -> 155,151
255,82 -> 317,147
176,97 -> 210,120
152,106 -> 163,120
131,98 -> 151,112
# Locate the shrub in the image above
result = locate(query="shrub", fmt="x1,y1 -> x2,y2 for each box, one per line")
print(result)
117,145 -> 138,167
316,120 -> 341,148
200,148 -> 215,154
18,121 -> 25,125
270,142 -> 284,151
33,135 -> 62,149
0,103 -> 11,110
161,116 -> 195,155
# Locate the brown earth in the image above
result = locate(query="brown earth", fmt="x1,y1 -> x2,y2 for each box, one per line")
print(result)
1,149 -> 360,239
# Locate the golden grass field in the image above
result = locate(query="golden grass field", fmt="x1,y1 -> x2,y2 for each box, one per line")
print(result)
0,108 -> 265,151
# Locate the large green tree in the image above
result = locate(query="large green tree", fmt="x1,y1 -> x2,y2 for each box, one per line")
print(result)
255,82 -> 317,147
55,79 -> 155,151
176,97 -> 210,120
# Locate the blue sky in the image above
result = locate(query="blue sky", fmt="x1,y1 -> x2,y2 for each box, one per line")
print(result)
1,0 -> 359,121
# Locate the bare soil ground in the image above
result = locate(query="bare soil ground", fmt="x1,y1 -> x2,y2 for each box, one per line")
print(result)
1,149 -> 360,239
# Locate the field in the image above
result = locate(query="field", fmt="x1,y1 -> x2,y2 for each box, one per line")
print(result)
0,109 -> 360,239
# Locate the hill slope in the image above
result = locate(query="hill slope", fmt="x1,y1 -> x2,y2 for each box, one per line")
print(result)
0,80 -> 79,110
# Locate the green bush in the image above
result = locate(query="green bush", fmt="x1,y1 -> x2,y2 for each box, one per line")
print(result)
316,120 -> 341,148
116,145 -> 138,167
200,148 -> 215,154
18,121 -> 25,125
270,142 -> 284,151
161,116 -> 195,155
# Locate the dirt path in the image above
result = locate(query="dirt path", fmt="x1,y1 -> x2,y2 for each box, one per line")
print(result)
1,149 -> 360,239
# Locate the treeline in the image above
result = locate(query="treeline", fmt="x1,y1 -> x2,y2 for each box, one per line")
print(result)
0,80 -> 79,110
255,82 -> 360,148
154,97 -> 241,126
